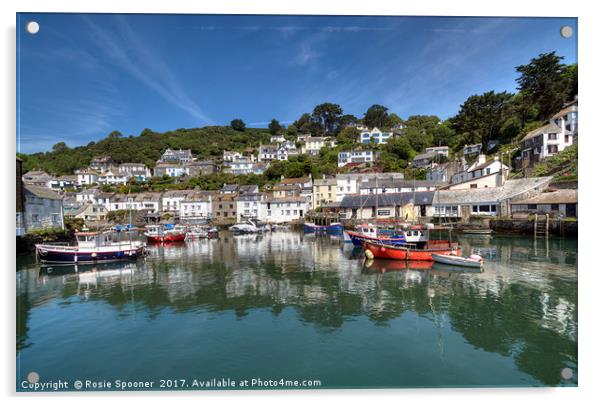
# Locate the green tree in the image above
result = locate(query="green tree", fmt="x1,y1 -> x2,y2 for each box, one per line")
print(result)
336,126 -> 359,145
363,104 -> 389,129
230,119 -> 246,132
451,91 -> 513,148
430,121 -> 456,147
52,142 -> 69,153
387,113 -> 403,129
286,124 -> 298,137
268,119 -> 283,135
516,52 -> 571,120
311,103 -> 343,135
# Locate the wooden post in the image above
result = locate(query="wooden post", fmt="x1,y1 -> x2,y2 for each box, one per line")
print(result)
545,214 -> 549,237
534,214 -> 538,238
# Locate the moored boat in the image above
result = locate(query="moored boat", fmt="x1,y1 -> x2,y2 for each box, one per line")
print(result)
363,240 -> 460,261
345,223 -> 406,246
462,229 -> 493,235
35,231 -> 146,264
303,222 -> 344,234
145,224 -> 186,243
432,253 -> 484,268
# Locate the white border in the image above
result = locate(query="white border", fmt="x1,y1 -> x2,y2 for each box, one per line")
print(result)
2,1 -> 600,404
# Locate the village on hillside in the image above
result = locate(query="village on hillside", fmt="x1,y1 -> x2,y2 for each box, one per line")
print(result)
16,96 -> 578,237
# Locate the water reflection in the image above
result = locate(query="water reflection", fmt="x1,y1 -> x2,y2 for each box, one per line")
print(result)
16,231 -> 577,387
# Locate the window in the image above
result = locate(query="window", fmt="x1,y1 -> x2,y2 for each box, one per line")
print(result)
528,204 -> 537,210
547,145 -> 558,154
548,133 -> 557,140
470,184 -> 477,189
565,135 -> 570,143
551,204 -> 559,211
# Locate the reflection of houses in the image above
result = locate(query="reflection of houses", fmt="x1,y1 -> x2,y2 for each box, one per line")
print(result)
432,177 -> 553,218
23,185 -> 64,232
511,189 -> 578,218
16,158 -> 25,236
338,192 -> 435,220
447,155 -> 508,190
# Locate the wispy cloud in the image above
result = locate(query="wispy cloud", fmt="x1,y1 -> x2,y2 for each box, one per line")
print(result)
83,15 -> 213,124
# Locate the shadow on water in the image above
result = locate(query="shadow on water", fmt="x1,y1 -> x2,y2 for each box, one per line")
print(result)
16,231 -> 577,388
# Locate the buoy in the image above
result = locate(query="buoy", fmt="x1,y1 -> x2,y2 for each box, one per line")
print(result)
365,249 -> 374,260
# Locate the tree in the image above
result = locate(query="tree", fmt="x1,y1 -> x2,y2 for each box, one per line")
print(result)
311,103 -> 343,135
383,136 -> 415,161
336,126 -> 359,145
268,119 -> 283,135
108,130 -> 122,139
387,113 -> 403,129
339,114 -> 359,128
363,104 -> 389,129
293,113 -> 312,132
52,142 -> 68,153
430,122 -> 456,147
515,52 -> 570,120
230,119 -> 246,132
451,91 -> 513,148
286,124 -> 298,137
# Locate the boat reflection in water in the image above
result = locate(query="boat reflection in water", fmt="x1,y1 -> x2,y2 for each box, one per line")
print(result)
17,230 -> 577,389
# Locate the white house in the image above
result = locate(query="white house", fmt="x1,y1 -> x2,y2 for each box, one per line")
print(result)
358,127 -> 393,144
76,188 -> 100,204
270,134 -> 286,143
97,170 -> 130,185
335,173 -> 404,202
162,190 -> 194,212
48,175 -> 77,190
301,137 -> 335,155
296,134 -> 311,143
259,196 -> 308,223
259,145 -> 279,162
159,148 -> 195,164
76,169 -> 99,186
224,158 -> 255,175
135,192 -> 163,213
359,178 -> 442,195
449,155 -> 508,190
179,192 -> 212,221
89,156 -> 114,173
521,101 -> 577,164
338,150 -> 378,167
425,146 -> 449,158
119,163 -> 151,180
236,193 -> 262,221
154,163 -> 189,177
223,151 -> 243,162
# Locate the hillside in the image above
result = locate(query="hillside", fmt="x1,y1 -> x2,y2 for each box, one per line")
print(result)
18,126 -> 271,176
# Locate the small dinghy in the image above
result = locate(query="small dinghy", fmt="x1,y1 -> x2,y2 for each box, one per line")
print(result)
432,253 -> 484,268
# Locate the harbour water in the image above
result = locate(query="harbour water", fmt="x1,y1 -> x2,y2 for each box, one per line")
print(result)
16,231 -> 577,390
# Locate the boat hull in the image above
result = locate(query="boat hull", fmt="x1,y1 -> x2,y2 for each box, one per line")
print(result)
304,223 -> 344,234
346,231 -> 406,247
146,233 -> 186,244
432,254 -> 483,268
36,246 -> 145,264
363,241 -> 460,261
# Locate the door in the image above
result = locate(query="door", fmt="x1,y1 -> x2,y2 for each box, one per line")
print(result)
565,203 -> 577,218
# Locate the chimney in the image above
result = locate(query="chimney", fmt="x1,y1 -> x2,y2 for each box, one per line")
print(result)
494,155 -> 499,162
477,154 -> 486,165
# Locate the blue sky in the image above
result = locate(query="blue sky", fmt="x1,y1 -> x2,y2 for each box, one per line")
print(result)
16,14 -> 577,154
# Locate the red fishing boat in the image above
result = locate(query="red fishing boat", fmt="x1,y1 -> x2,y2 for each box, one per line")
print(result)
363,239 -> 460,261
144,224 -> 186,244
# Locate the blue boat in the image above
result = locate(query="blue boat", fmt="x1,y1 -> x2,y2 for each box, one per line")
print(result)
345,223 -> 407,246
35,231 -> 146,264
303,222 -> 344,234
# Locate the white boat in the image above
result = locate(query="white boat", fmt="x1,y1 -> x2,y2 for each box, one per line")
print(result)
432,253 -> 484,268
229,219 -> 266,234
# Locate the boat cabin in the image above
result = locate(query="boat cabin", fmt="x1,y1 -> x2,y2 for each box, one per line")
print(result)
75,232 -> 113,248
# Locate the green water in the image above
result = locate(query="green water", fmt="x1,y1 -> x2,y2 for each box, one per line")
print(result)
16,231 -> 577,390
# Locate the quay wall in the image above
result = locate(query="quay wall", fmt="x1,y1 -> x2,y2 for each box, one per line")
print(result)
490,219 -> 577,237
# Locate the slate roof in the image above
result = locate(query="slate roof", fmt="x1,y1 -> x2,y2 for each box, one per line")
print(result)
339,191 -> 436,209
522,123 -> 563,141
24,185 -> 62,200
221,184 -> 239,192
511,189 -> 577,205
358,178 -> 445,189
434,177 -> 553,205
